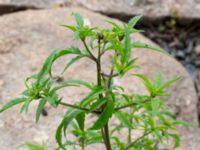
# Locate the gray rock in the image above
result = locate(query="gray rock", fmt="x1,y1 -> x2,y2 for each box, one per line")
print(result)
0,0 -> 200,18
0,7 -> 199,150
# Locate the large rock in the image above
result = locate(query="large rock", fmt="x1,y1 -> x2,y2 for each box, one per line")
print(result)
0,7 -> 199,150
0,0 -> 200,18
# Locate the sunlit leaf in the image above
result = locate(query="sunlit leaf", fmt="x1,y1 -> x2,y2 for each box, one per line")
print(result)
0,98 -> 27,113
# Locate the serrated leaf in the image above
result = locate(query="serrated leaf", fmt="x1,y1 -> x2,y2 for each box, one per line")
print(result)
0,98 -> 27,113
90,98 -> 114,130
115,111 -> 133,128
36,98 -> 47,122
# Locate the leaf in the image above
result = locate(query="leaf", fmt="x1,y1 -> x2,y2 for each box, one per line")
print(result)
75,112 -> 85,131
62,25 -> 77,31
128,16 -> 142,28
80,86 -> 104,106
62,55 -> 83,74
132,42 -> 166,54
90,98 -> 114,130
36,98 -> 47,122
56,110 -> 81,150
20,99 -> 32,113
157,76 -> 182,92
0,98 -> 27,113
115,111 -> 133,128
72,13 -> 84,28
168,133 -> 180,148
37,47 -> 84,81
121,25 -> 131,65
153,72 -> 163,89
53,79 -> 92,92
63,110 -> 82,135
132,74 -> 153,94
22,142 -> 46,150
90,98 -> 107,112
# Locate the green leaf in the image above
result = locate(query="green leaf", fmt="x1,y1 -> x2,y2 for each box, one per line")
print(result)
121,25 -> 131,65
132,42 -> 166,53
63,110 -> 82,135
157,76 -> 182,92
62,55 -> 83,74
76,112 -> 85,131
62,25 -> 77,31
72,13 -> 84,28
53,79 -> 92,91
168,133 -> 180,148
22,142 -> 46,150
132,74 -> 153,94
20,99 -> 32,113
0,98 -> 27,113
90,98 -> 107,112
90,98 -> 114,130
153,72 -> 163,89
36,98 -> 47,122
56,110 -> 81,150
37,47 -> 84,81
115,111 -> 133,128
128,16 -> 142,28
80,86 -> 104,106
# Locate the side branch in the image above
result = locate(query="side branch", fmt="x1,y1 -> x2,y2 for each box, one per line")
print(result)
124,131 -> 151,150
60,102 -> 101,114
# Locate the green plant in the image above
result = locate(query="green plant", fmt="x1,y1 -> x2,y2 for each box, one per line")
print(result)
0,13 -> 187,150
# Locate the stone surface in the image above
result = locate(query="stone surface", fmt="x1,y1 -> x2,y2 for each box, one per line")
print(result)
0,0 -> 200,18
0,7 -> 199,150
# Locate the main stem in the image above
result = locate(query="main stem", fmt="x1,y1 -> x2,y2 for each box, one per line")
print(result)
96,38 -> 112,150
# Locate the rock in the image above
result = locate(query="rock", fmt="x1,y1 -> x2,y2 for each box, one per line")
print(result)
1,0 -> 200,19
195,45 -> 200,55
0,7 -> 199,150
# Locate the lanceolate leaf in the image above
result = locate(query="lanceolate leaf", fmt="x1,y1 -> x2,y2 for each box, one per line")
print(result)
75,112 -> 85,131
56,110 -> 82,149
90,98 -> 114,130
121,25 -> 131,65
115,111 -> 133,128
37,47 -> 85,81
80,86 -> 104,106
132,42 -> 166,53
132,74 -> 153,94
72,13 -> 84,28
128,16 -> 142,28
36,98 -> 48,122
157,76 -> 182,92
0,98 -> 27,113
62,55 -> 84,74
52,79 -> 93,92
